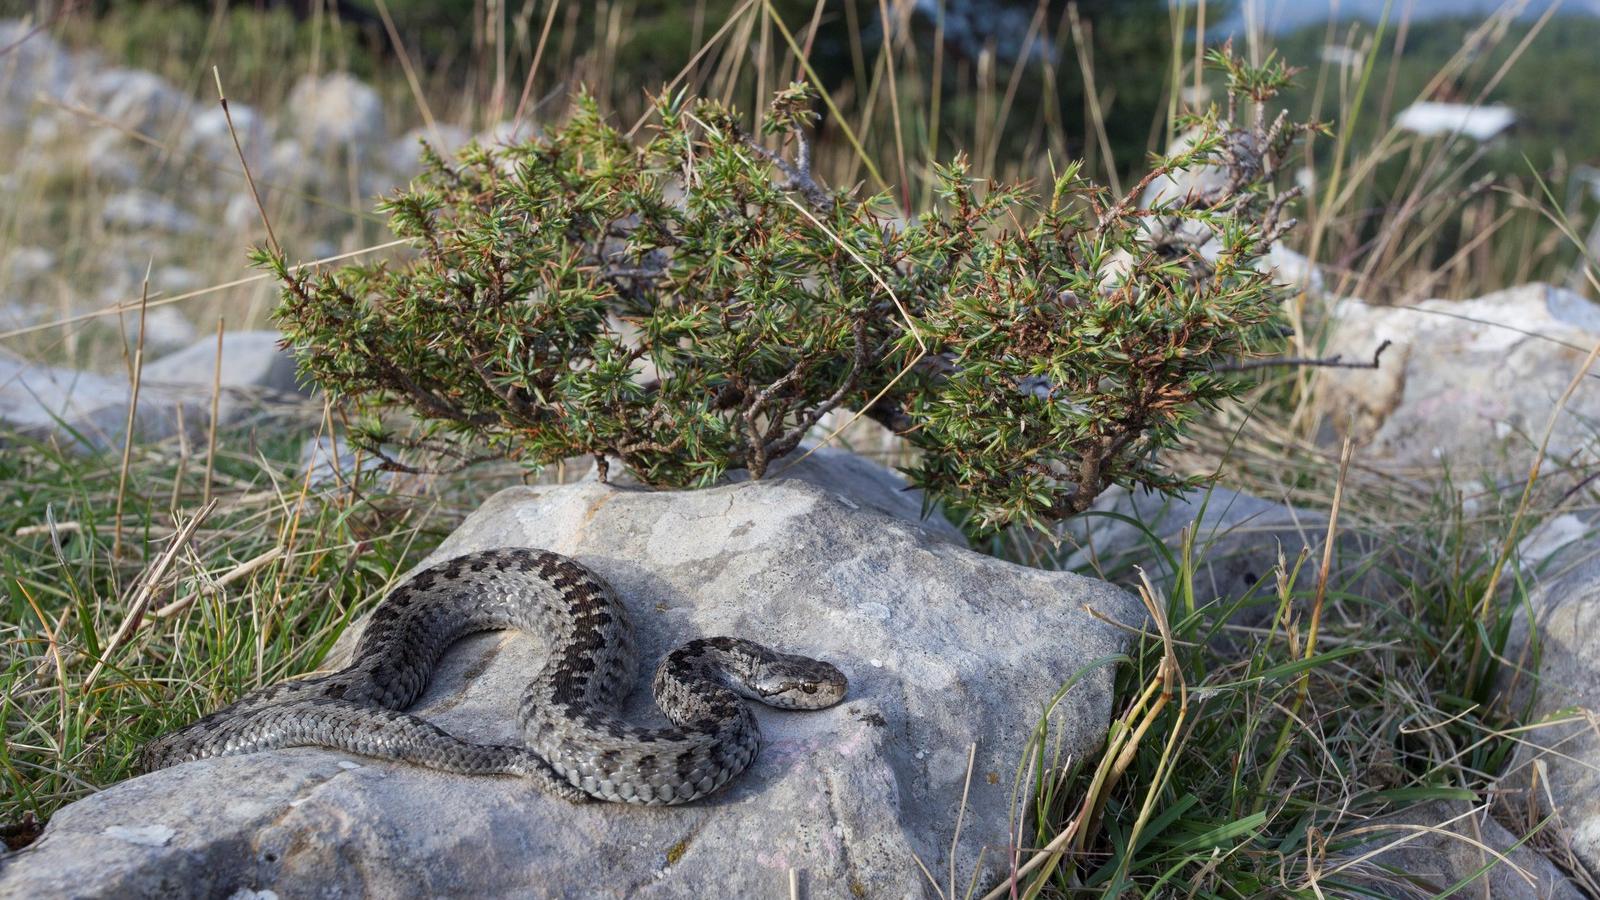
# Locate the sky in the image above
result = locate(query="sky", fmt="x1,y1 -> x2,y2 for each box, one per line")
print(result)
1215,0 -> 1600,33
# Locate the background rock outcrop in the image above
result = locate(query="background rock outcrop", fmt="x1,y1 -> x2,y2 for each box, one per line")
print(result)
1316,283 -> 1600,475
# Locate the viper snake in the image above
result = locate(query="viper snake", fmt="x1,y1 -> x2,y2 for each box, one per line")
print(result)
141,548 -> 849,805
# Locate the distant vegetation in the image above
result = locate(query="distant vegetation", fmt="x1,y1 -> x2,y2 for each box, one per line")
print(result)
1273,13 -> 1600,171
52,0 -> 1174,177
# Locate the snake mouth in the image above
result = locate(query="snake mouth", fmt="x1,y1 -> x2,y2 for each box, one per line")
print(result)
756,678 -> 849,710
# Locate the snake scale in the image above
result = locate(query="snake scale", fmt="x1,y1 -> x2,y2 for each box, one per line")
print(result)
141,547 -> 848,805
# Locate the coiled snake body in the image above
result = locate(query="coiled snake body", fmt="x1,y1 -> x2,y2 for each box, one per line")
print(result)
142,548 -> 848,805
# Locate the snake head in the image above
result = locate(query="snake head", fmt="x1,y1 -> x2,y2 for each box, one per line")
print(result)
752,655 -> 849,710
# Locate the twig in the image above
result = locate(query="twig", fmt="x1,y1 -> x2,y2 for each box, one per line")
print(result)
14,520 -> 83,538
511,0 -> 561,129
1214,339 -> 1391,373
0,240 -> 408,342
741,131 -> 832,211
370,0 -> 442,148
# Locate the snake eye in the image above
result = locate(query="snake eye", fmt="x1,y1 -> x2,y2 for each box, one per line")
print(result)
801,684 -> 817,694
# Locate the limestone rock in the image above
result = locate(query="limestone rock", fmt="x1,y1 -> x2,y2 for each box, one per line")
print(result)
0,450 -> 1141,898
0,332 -> 305,450
1503,556 -> 1600,878
102,190 -> 200,235
143,330 -> 301,396
183,103 -> 270,167
120,307 -> 200,359
69,68 -> 191,135
385,124 -> 471,178
5,245 -> 56,284
1337,801 -> 1584,899
0,347 -> 159,449
298,434 -> 386,489
1141,127 -> 1229,211
1315,283 -> 1600,475
1060,485 -> 1350,610
0,20 -> 75,128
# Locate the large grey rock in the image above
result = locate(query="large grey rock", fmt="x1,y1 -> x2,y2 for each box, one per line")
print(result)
1140,126 -> 1229,211
0,347 -> 199,449
1102,129 -> 1320,296
0,450 -> 1140,898
1061,485 -> 1358,610
1316,283 -> 1600,475
143,329 -> 301,396
1336,801 -> 1584,898
119,306 -> 200,359
385,124 -> 471,178
4,245 -> 56,284
181,102 -> 270,167
1503,556 -> 1600,877
0,332 -> 305,450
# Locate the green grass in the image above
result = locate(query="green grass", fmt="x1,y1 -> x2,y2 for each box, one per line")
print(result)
947,454 -> 1599,897
0,423 -> 466,834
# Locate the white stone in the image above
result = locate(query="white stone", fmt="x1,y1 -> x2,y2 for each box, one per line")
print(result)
0,332 -> 305,451
143,330 -> 301,396
70,68 -> 191,134
1517,514 -> 1591,569
121,307 -> 199,358
1503,557 -> 1600,880
183,103 -> 270,167
384,124 -> 471,178
6,246 -> 57,283
286,73 -> 386,154
81,131 -> 142,186
298,434 -> 385,488
0,20 -> 75,128
1335,801 -> 1582,899
102,190 -> 200,234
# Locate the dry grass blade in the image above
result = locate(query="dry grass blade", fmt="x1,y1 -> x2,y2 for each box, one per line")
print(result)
203,317 -> 224,507
0,240 -> 408,342
371,0 -> 442,147
82,499 -> 218,693
111,267 -> 152,561
148,546 -> 285,622
982,576 -> 1181,900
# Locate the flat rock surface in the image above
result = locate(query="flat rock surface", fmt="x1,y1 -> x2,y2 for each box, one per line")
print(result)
0,332 -> 304,450
0,449 -> 1140,899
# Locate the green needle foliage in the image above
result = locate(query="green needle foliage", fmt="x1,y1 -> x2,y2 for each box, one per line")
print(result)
267,49 -> 1317,534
